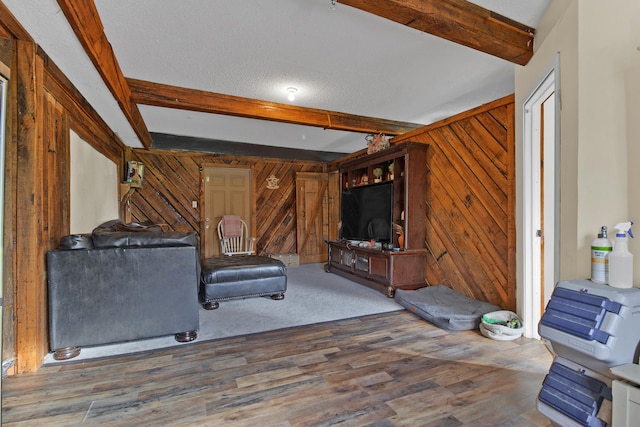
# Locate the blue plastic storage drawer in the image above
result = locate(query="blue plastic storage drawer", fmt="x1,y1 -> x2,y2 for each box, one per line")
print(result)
538,280 -> 640,373
540,287 -> 621,344
538,359 -> 612,427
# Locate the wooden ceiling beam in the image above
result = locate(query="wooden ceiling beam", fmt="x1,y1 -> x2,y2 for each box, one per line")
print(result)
56,0 -> 153,148
127,78 -> 423,136
339,0 -> 535,66
51,0 -> 532,146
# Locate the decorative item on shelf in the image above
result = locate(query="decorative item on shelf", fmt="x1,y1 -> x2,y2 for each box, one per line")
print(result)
365,133 -> 389,154
373,167 -> 383,183
124,160 -> 144,185
388,162 -> 394,180
393,223 -> 404,248
266,174 -> 280,189
360,173 -> 368,185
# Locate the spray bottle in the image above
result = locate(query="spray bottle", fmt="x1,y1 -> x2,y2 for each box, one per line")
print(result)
591,226 -> 612,284
608,221 -> 634,288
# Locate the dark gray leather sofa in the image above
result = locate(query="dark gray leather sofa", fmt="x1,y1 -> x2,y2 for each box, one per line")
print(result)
47,220 -> 201,360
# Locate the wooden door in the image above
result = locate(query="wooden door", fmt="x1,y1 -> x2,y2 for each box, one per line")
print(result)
296,172 -> 328,264
202,167 -> 252,258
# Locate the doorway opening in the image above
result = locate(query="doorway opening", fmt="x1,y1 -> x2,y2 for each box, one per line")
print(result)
522,56 -> 560,338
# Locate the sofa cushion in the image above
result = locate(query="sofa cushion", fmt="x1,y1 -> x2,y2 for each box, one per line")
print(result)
201,255 -> 286,284
92,230 -> 198,248
90,219 -> 198,248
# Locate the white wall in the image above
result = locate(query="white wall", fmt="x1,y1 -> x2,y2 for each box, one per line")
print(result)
515,0 -> 640,296
578,1 -> 640,266
69,130 -> 119,234
627,50 -> 640,264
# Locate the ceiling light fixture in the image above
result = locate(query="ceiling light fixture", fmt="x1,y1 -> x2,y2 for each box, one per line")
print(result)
330,0 -> 337,10
287,87 -> 297,102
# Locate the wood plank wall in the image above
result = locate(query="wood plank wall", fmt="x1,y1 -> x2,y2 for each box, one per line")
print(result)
127,149 -> 326,257
394,95 -> 516,311
3,35 -> 127,373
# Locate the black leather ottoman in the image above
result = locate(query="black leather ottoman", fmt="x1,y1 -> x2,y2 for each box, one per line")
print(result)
199,255 -> 287,309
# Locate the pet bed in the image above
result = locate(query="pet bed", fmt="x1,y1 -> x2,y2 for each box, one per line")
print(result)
395,285 -> 501,331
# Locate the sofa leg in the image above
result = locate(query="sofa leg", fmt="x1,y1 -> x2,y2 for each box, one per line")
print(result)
175,331 -> 197,342
271,293 -> 285,301
203,301 -> 220,310
53,346 -> 81,360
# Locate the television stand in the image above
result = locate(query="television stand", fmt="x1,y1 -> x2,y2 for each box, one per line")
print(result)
328,141 -> 429,297
326,240 -> 426,297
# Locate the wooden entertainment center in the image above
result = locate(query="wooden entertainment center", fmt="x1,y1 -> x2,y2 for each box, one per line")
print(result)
327,141 -> 428,297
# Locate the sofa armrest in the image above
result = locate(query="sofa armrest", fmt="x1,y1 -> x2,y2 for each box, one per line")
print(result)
59,234 -> 94,250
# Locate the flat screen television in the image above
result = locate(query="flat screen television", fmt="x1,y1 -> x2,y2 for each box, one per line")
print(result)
341,181 -> 393,243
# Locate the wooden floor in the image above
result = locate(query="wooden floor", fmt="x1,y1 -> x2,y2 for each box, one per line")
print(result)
2,311 -> 554,426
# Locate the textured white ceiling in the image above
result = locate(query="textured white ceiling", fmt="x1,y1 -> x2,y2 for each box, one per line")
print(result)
4,0 -> 550,154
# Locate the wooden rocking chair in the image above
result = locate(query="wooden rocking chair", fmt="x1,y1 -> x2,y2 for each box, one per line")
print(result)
217,216 -> 256,256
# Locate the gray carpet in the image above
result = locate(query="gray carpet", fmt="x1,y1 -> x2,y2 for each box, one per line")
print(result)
44,263 -> 403,364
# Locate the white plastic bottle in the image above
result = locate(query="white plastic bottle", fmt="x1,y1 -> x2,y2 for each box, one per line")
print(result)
608,221 -> 634,288
591,226 -> 612,284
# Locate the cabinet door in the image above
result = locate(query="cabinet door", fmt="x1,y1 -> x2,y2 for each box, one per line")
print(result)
369,255 -> 389,281
329,246 -> 355,273
340,250 -> 354,270
355,254 -> 369,272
